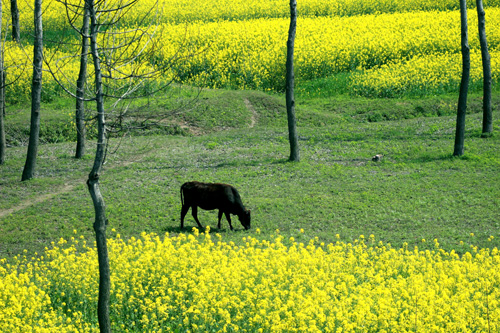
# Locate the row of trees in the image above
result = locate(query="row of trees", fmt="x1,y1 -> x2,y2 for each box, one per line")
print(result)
286,0 -> 493,161
455,0 -> 493,156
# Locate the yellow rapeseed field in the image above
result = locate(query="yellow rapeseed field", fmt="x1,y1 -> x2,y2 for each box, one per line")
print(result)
7,0 -> 500,25
1,229 -> 499,332
153,8 -> 500,93
351,50 -> 500,97
2,1 -> 499,98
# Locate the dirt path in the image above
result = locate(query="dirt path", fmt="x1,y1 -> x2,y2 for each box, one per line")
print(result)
0,155 -> 146,220
0,182 -> 83,219
244,98 -> 258,128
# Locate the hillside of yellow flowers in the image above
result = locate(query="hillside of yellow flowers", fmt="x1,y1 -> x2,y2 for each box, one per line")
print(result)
351,50 -> 500,97
1,230 -> 499,332
152,9 -> 500,93
1,0 -> 499,101
6,0 -> 500,26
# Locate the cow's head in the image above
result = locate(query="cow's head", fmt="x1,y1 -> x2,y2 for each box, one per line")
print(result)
239,209 -> 251,230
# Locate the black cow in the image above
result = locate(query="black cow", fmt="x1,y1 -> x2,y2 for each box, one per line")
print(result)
180,181 -> 251,230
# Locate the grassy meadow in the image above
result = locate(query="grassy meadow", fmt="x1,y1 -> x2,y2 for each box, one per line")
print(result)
2,89 -> 500,331
1,0 -> 500,331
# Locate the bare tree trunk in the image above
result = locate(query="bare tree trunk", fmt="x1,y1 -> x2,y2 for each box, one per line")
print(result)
453,0 -> 470,157
2,66 -> 5,117
286,0 -> 299,162
0,75 -> 4,164
0,0 -> 5,165
75,4 -> 90,159
21,0 -> 43,180
10,0 -> 20,42
87,1 -> 111,331
0,86 -> 4,164
476,0 -> 492,135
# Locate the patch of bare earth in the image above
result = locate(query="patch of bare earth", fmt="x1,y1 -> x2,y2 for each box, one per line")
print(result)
0,155 -> 147,219
244,98 -> 258,128
0,182 -> 82,219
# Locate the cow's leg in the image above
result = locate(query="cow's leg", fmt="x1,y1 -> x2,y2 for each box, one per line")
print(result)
180,204 -> 190,229
191,206 -> 204,230
217,210 -> 223,229
224,212 -> 234,231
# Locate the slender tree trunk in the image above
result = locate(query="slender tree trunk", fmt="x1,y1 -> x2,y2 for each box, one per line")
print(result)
454,0 -> 470,157
21,0 -> 43,180
0,84 -> 4,164
75,5 -> 90,159
0,73 -> 4,164
0,0 -> 5,165
87,1 -> 111,331
286,0 -> 299,162
1,36 -> 4,118
2,72 -> 5,117
476,0 -> 492,135
10,0 -> 20,42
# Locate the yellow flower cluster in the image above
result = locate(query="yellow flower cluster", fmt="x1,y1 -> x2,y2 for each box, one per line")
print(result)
1,231 -> 499,332
151,8 -> 500,91
2,42 -> 82,103
2,1 -> 500,98
351,50 -> 500,97
121,0 -> 500,23
0,246 -> 95,332
2,32 -> 162,103
7,0 -> 500,26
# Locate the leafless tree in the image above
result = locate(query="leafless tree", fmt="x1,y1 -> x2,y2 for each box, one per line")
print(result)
453,0 -> 470,157
21,0 -> 43,180
476,0 -> 492,135
86,1 -> 110,326
50,0 -> 193,330
286,0 -> 299,162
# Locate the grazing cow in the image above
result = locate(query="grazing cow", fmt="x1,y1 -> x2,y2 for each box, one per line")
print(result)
180,181 -> 251,230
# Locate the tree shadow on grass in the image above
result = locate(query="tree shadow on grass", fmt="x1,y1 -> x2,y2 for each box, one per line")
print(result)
407,153 -> 467,164
150,157 -> 289,172
210,157 -> 290,169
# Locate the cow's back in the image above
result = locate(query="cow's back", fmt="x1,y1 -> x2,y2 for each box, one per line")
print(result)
181,181 -> 238,211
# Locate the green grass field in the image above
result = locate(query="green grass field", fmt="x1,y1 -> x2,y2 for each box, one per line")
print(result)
1,89 -> 499,260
